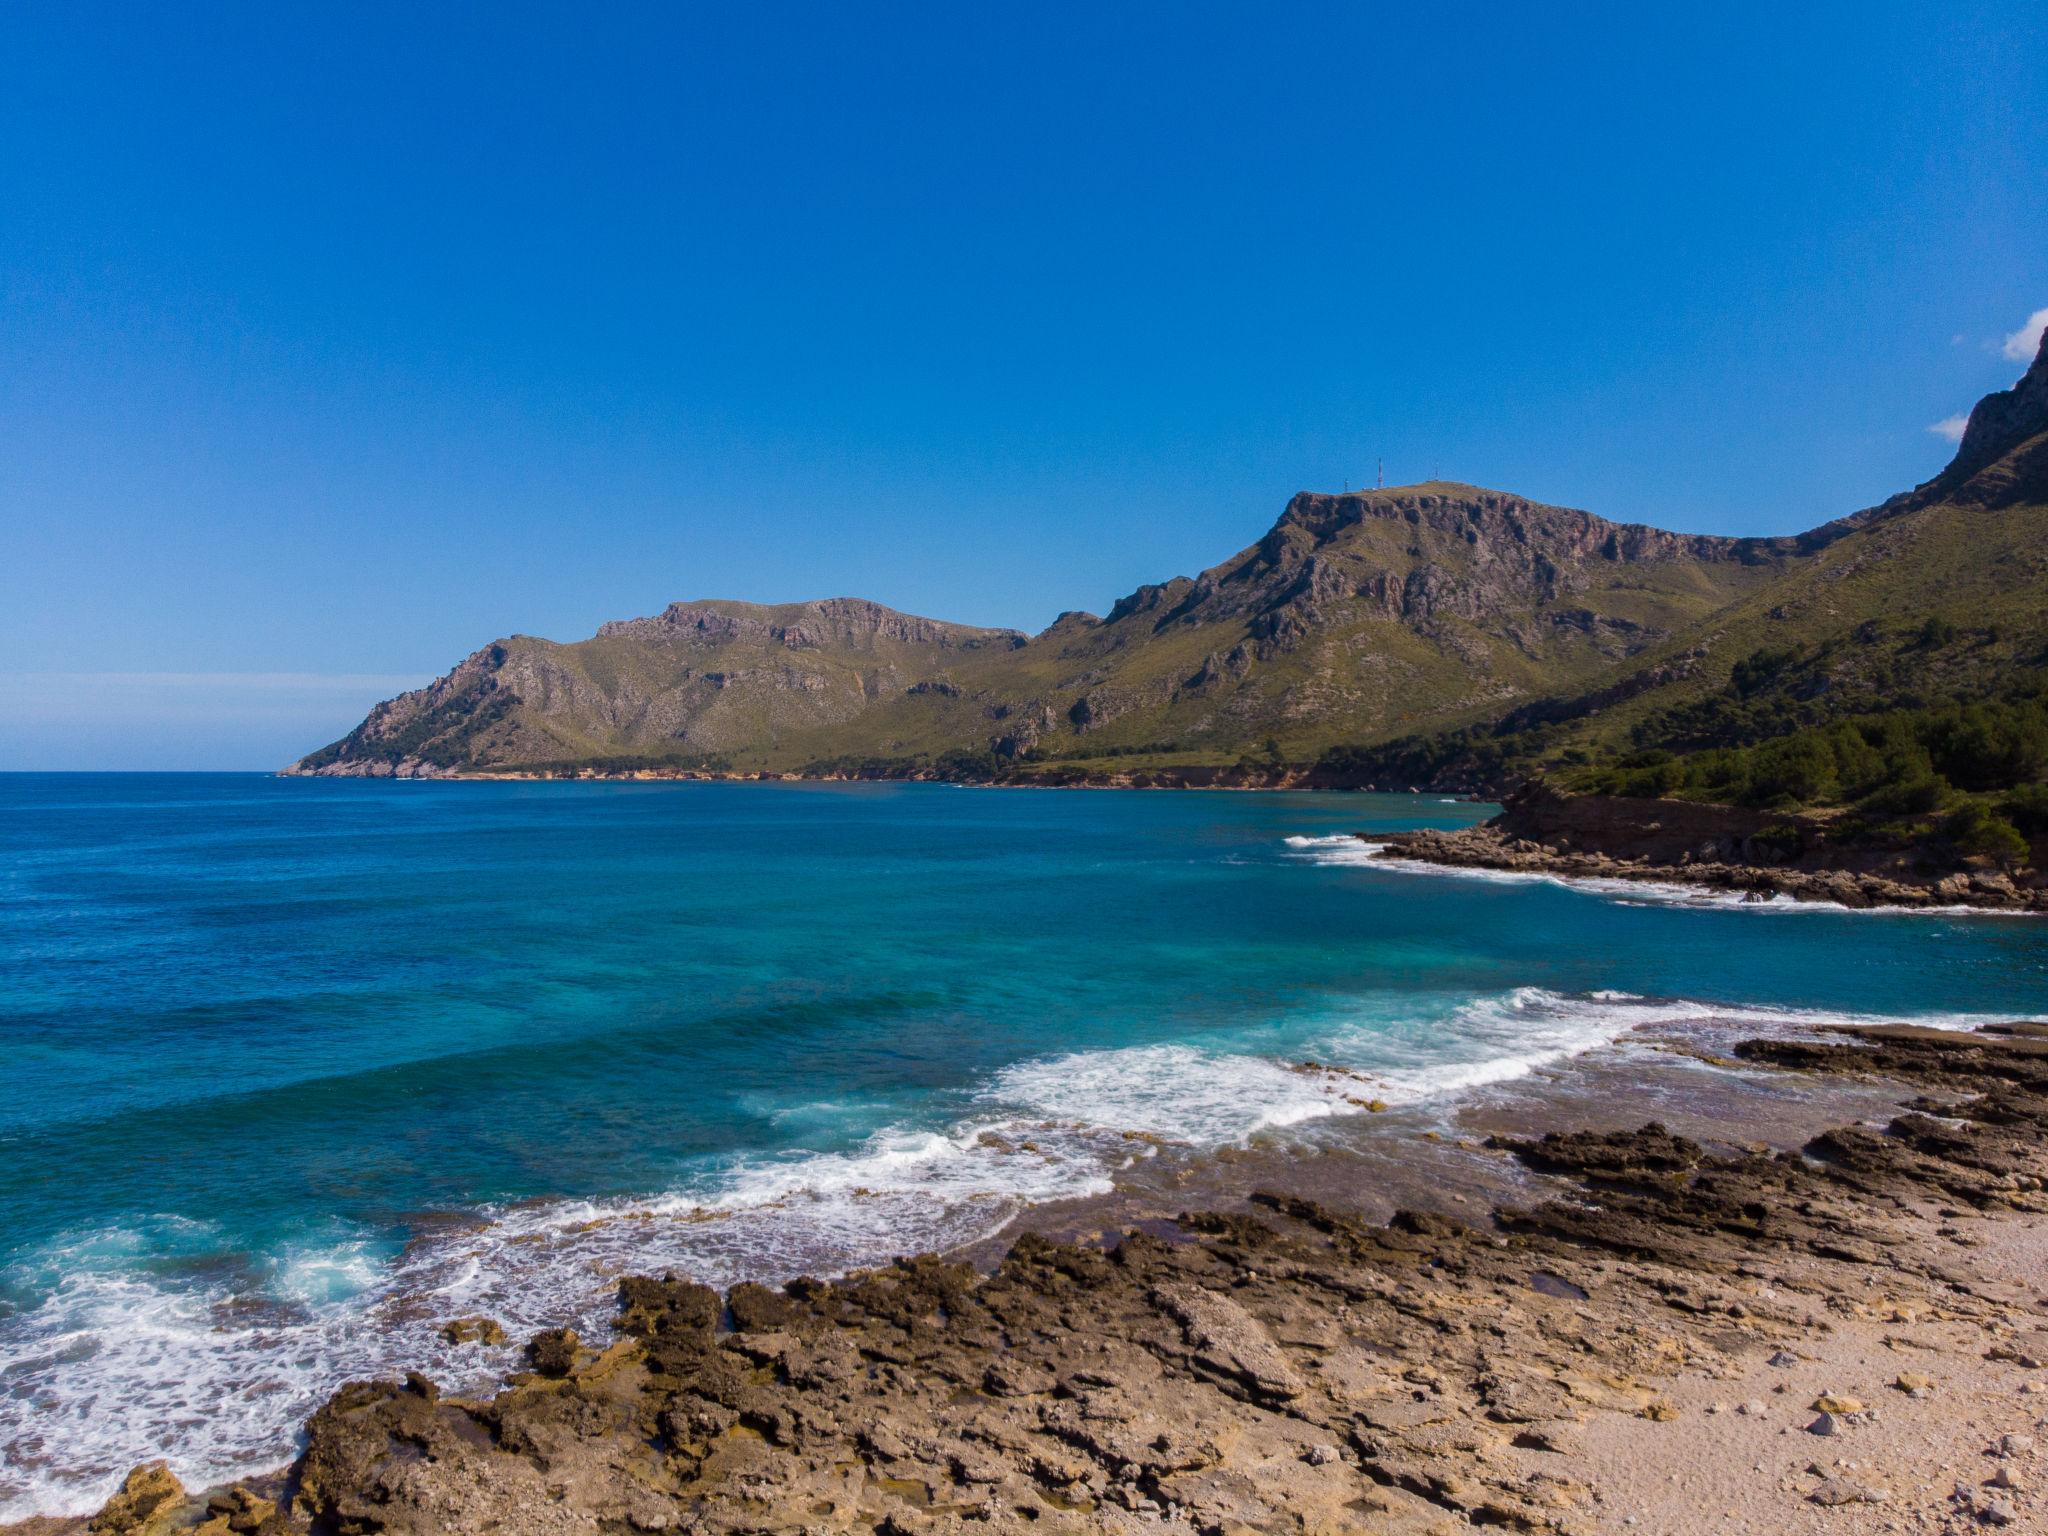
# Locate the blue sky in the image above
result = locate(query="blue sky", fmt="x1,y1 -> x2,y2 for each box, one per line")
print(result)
3,4 -> 2044,768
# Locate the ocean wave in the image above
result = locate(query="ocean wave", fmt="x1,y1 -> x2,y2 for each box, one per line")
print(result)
1283,834 -> 2029,917
0,983 -> 2012,1520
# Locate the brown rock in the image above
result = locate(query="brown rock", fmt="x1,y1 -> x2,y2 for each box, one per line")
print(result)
526,1325 -> 580,1376
1152,1284 -> 1305,1403
246,1014 -> 2048,1536
1810,1477 -> 1888,1506
982,1358 -> 1057,1397
86,1462 -> 184,1536
198,1487 -> 276,1535
441,1314 -> 507,1346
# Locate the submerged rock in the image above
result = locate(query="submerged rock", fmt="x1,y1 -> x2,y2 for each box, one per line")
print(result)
441,1315 -> 507,1346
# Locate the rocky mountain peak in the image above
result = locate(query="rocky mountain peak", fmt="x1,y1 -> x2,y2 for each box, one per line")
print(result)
1829,326 -> 2048,537
1952,321 -> 2048,480
595,597 -> 1025,652
1264,483 -> 1779,569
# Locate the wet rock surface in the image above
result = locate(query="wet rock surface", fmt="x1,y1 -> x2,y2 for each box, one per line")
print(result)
40,1024 -> 2048,1536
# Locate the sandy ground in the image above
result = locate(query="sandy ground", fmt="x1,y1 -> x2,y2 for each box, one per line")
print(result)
1568,1206 -> 2045,1534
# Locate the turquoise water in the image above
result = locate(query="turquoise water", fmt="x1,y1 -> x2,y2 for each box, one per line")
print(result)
3,773 -> 2045,1515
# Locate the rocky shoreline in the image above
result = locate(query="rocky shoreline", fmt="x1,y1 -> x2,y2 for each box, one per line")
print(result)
1372,786 -> 2048,914
278,760 -> 1416,791
20,1021 -> 2048,1536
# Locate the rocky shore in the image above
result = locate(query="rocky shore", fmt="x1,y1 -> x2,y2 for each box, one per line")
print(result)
19,1021 -> 2048,1536
280,759 -> 1393,791
1372,785 -> 2048,913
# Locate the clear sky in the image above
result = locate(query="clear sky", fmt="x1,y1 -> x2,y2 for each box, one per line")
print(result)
3,3 -> 2044,769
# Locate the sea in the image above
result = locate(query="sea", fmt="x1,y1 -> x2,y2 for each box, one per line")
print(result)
3,772 -> 2045,1517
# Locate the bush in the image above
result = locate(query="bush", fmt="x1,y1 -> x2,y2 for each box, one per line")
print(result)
1924,702 -> 2048,791
1732,647 -> 1800,698
1591,694 -> 2044,815
2001,784 -> 2048,837
1736,733 -> 1839,807
1917,616 -> 1958,648
1942,803 -> 2029,865
1857,771 -> 1953,818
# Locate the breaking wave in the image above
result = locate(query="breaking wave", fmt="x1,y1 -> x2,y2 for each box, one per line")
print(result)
1282,834 -> 2030,916
0,984 -> 2016,1519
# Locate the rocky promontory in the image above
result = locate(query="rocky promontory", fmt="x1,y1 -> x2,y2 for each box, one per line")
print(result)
1373,782 -> 2048,913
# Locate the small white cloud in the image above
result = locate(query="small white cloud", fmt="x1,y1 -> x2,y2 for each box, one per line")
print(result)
1928,413 -> 1970,444
2002,306 -> 2048,363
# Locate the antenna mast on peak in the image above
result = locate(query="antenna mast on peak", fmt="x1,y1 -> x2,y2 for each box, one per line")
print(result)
1376,458 -> 1383,490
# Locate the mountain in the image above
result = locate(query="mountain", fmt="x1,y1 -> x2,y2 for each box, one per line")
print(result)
1398,326 -> 2048,782
291,335 -> 2048,783
292,599 -> 1027,776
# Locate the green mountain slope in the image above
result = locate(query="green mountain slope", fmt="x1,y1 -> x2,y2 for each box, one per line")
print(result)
1367,328 -> 2048,789
290,336 -> 2048,782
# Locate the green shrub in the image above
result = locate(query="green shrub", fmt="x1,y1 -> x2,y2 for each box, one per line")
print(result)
1857,771 -> 1953,818
1596,694 -> 2044,814
1732,647 -> 1799,698
1943,803 -> 2029,865
1736,733 -> 1839,807
2001,784 -> 2048,837
1916,616 -> 1958,648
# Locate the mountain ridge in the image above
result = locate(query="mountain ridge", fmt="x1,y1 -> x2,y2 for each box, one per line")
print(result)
290,336 -> 2048,784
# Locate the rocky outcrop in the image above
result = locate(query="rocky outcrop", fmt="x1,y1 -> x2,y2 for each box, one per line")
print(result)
1952,324 -> 2048,485
1116,483 -> 1793,669
83,1465 -> 183,1536
1375,782 -> 2048,912
1488,781 -> 1837,864
596,598 -> 1025,654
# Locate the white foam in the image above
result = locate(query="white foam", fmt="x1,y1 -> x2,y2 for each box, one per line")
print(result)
983,1044 -> 1353,1142
1286,835 -> 2037,917
0,984 -> 2020,1520
0,1119 -> 1115,1518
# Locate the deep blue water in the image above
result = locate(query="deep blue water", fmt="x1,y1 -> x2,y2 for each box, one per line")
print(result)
3,773 -> 2045,1514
